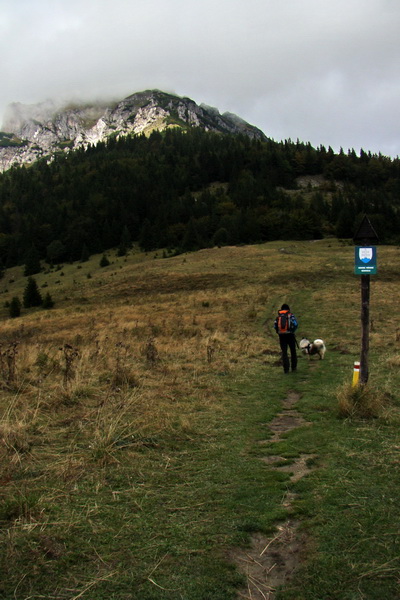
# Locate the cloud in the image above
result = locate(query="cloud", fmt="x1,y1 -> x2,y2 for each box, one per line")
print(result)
1,0 -> 399,156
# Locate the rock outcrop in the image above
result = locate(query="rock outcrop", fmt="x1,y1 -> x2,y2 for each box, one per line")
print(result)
0,90 -> 266,172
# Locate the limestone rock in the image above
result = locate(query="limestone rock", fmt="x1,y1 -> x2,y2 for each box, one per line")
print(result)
0,90 -> 266,172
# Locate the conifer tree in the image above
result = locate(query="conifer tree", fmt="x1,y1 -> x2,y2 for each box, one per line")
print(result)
138,219 -> 154,252
9,296 -> 21,318
100,254 -> 110,267
42,292 -> 55,309
46,239 -> 66,264
181,217 -> 202,251
212,227 -> 228,247
23,277 -> 43,308
117,225 -> 132,256
120,225 -> 132,249
24,245 -> 41,276
117,242 -> 127,257
80,244 -> 90,263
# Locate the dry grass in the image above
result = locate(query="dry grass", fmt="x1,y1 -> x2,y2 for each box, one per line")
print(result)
0,243 -> 398,458
386,353 -> 400,368
336,382 -> 392,419
0,240 -> 399,598
0,246 -> 265,490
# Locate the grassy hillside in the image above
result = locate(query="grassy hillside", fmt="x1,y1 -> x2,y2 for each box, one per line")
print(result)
0,240 -> 399,599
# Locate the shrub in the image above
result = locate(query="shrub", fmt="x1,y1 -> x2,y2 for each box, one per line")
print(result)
61,344 -> 79,387
337,383 -> 390,419
143,337 -> 160,366
0,341 -> 19,384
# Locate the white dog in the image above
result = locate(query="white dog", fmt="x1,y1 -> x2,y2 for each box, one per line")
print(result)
299,338 -> 326,360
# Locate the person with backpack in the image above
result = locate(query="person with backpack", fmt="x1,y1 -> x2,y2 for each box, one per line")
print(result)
274,303 -> 298,373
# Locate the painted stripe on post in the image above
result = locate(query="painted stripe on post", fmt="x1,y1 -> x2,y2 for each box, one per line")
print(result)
352,361 -> 360,387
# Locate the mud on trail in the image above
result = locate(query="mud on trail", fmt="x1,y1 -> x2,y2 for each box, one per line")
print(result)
231,390 -> 317,600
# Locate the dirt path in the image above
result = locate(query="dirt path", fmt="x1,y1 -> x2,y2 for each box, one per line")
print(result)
232,390 -> 317,600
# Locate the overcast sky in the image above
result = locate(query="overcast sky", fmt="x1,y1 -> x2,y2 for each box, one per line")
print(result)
1,0 -> 399,157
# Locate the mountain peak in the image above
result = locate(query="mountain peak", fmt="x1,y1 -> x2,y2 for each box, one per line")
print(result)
0,90 -> 266,172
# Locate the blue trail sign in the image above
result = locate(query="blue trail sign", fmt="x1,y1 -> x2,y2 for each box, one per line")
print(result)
354,246 -> 377,275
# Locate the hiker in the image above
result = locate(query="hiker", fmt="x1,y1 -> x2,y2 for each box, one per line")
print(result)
274,303 -> 298,373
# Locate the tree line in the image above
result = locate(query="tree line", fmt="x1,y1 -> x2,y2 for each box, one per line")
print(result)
0,127 -> 398,268
6,277 -> 54,318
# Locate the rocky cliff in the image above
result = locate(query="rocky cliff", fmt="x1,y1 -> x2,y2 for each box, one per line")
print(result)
0,90 -> 267,172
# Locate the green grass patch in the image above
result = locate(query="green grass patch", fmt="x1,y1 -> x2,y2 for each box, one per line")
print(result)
0,368 -> 291,598
0,132 -> 27,147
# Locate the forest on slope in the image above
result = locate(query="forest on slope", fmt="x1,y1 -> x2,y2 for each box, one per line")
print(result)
0,127 -> 398,268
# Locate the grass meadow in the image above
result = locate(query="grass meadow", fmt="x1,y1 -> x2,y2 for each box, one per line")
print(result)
0,239 -> 399,599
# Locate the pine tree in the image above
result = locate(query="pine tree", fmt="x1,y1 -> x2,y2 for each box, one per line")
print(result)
42,292 -> 55,309
23,277 -> 43,308
24,245 -> 41,276
181,217 -> 202,251
9,296 -> 21,318
117,225 -> 132,256
120,225 -> 132,249
138,219 -> 154,252
80,244 -> 90,262
100,254 -> 110,267
117,242 -> 127,257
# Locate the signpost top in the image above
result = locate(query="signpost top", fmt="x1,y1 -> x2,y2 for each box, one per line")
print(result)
353,215 -> 379,245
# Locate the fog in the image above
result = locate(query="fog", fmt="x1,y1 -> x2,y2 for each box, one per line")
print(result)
1,0 -> 399,156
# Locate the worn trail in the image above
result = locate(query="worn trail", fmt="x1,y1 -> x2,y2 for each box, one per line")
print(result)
233,390 -> 317,600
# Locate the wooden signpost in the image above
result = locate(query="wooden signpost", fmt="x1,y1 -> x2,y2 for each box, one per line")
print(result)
353,215 -> 379,385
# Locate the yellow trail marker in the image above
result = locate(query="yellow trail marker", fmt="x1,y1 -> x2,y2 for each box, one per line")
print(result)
352,361 -> 360,387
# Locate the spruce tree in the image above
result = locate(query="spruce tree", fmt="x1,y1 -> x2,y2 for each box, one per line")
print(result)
80,244 -> 90,263
117,242 -> 127,257
120,225 -> 132,249
42,292 -> 55,309
24,245 -> 41,276
23,277 -> 43,308
181,217 -> 202,251
100,254 -> 110,267
117,226 -> 132,256
9,296 -> 21,318
138,219 -> 154,252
